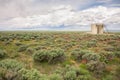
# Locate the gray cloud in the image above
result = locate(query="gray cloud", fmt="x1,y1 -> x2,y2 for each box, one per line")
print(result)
0,0 -> 119,20
0,0 -> 32,20
0,0 -> 93,21
1,5 -> 120,29
0,0 -> 120,30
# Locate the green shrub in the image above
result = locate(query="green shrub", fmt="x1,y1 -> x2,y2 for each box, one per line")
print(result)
15,41 -> 23,46
18,68 -> 42,80
105,52 -> 115,60
77,75 -> 93,80
55,65 -> 92,80
64,70 -> 76,80
48,48 -> 66,63
0,67 -> 22,80
86,61 -> 106,74
49,74 -> 63,80
0,67 -> 48,80
26,47 -> 35,54
54,65 -> 77,80
33,48 -> 66,64
17,45 -> 28,52
82,52 -> 100,62
0,59 -> 24,80
33,50 -> 49,62
86,41 -> 97,47
115,52 -> 120,58
0,59 -> 24,71
0,49 -> 7,58
4,40 -> 11,45
100,52 -> 115,63
0,36 -> 9,41
71,50 -> 89,62
23,36 -> 30,41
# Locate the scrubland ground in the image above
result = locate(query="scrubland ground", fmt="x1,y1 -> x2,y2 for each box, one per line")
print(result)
0,31 -> 120,80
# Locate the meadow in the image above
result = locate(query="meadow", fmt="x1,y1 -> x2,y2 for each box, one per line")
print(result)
0,31 -> 120,80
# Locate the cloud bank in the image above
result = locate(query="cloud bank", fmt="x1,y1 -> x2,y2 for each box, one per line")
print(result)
1,5 -> 120,30
0,0 -> 120,30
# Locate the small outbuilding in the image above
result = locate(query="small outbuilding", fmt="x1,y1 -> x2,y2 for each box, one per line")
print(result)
91,23 -> 104,34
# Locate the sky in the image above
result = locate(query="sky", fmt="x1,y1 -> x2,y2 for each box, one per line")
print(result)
0,0 -> 120,31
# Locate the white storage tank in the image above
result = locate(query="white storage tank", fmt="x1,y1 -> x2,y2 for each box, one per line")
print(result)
91,24 -> 104,34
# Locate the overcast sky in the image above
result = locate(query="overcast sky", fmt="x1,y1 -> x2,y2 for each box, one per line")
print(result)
0,0 -> 120,31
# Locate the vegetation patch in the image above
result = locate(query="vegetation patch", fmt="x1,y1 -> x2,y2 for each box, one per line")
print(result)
0,59 -> 24,71
0,49 -> 7,59
33,48 -> 66,64
0,31 -> 120,80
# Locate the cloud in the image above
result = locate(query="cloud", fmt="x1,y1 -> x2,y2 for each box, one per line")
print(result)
0,0 -> 119,20
1,5 -> 119,30
109,4 -> 120,7
96,0 -> 120,7
0,0 -> 93,21
0,0 -> 120,30
96,0 -> 112,3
